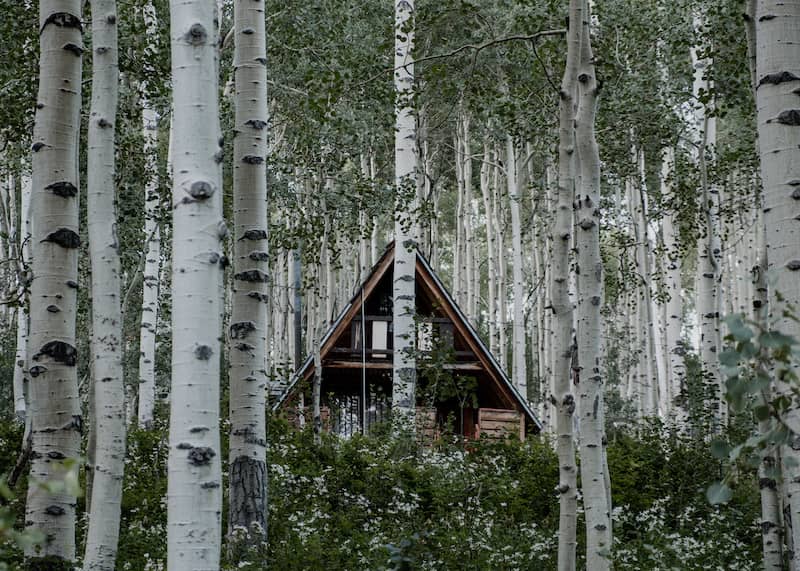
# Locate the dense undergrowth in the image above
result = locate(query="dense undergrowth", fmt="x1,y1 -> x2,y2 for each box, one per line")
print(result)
0,414 -> 760,570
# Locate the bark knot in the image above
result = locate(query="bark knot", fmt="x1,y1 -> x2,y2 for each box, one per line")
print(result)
185,23 -> 208,45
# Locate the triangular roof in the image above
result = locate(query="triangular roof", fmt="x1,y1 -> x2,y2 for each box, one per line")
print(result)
273,242 -> 542,432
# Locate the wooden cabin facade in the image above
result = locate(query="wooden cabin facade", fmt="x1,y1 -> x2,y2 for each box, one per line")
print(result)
273,243 -> 541,441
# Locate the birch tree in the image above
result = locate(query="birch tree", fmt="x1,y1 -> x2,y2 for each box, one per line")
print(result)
13,172 -> 31,423
25,0 -> 83,565
575,2 -> 612,565
84,0 -> 124,568
166,0 -> 225,568
392,0 -> 417,431
507,136 -> 526,396
755,0 -> 800,562
228,0 -> 269,543
137,0 -> 161,429
553,1 -> 582,567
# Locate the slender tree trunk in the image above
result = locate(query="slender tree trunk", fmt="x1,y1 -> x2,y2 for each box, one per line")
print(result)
755,0 -> 800,565
24,1 -> 83,566
495,158 -> 509,370
554,1 -> 582,567
292,245 -> 302,370
137,0 -> 161,429
166,0 -> 225,567
454,131 -> 465,307
575,5 -> 612,565
13,172 -> 31,423
84,1 -> 124,568
480,143 -> 497,356
392,0 -> 417,431
507,136 -> 526,396
661,147 -> 685,421
228,0 -> 269,545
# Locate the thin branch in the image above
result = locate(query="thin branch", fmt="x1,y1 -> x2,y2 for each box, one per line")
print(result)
355,29 -> 566,88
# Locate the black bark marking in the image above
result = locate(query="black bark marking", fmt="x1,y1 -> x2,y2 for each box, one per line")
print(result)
229,456 -> 267,531
195,345 -> 213,360
242,155 -> 264,165
62,43 -> 83,56
34,341 -> 77,366
578,218 -> 595,230
235,270 -> 268,283
201,481 -> 220,489
207,252 -> 221,264
44,228 -> 80,249
242,27 -> 255,35
41,12 -> 83,34
220,255 -> 230,269
562,394 -> 575,415
230,321 -> 257,340
235,343 -> 255,352
106,14 -> 116,24
759,14 -> 776,21
217,220 -> 229,239
239,229 -> 267,241
46,305 -> 60,313
247,292 -> 268,302
46,451 -> 66,460
32,142 -> 45,152
245,119 -> 267,130
45,181 -> 78,198
29,365 -> 47,377
249,251 -> 269,262
758,71 -> 800,87
185,23 -> 208,45
66,280 -> 79,289
787,260 -> 800,271
44,505 -> 66,516
187,446 -> 216,465
188,180 -> 215,200
777,110 -> 800,126
97,118 -> 111,128
256,57 -> 267,66
176,442 -> 193,449
760,477 -> 778,490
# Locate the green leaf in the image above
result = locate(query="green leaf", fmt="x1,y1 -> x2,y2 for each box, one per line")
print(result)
761,331 -> 797,349
719,349 -> 740,367
710,439 -> 730,460
707,482 -> 733,505
754,405 -> 770,421
725,314 -> 753,341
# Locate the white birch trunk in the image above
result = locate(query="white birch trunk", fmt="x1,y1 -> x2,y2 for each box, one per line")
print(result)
453,131 -> 465,307
84,1 -> 124,568
755,0 -> 800,564
554,2 -> 582,567
575,7 -> 612,564
228,0 -> 269,541
507,137 -> 526,397
661,147 -> 685,420
13,172 -> 31,423
24,1 -> 83,564
137,0 -> 161,429
392,0 -> 417,430
480,143 -> 498,356
167,0 -> 225,567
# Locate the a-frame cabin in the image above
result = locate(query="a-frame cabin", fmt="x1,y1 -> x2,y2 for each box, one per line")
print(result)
273,243 -> 541,441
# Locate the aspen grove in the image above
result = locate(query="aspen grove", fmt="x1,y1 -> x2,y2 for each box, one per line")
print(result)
1,0 -> 800,569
